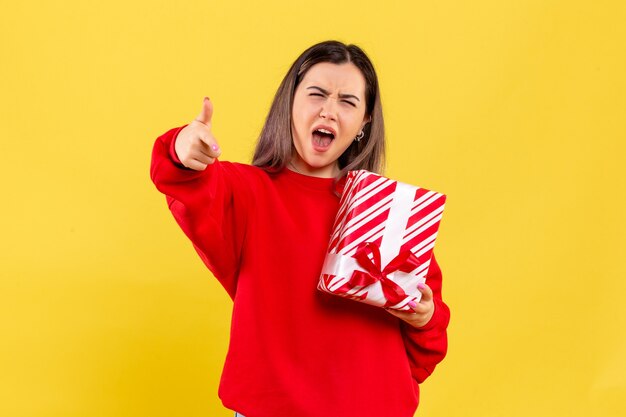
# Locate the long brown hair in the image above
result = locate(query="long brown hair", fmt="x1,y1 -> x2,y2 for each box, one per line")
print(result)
252,40 -> 385,178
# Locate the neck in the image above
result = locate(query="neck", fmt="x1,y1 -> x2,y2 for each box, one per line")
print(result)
289,157 -> 338,178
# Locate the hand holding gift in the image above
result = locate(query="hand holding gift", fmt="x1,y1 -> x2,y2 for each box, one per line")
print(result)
385,282 -> 434,328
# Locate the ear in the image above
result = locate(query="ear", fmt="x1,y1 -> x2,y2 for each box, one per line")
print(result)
361,114 -> 372,130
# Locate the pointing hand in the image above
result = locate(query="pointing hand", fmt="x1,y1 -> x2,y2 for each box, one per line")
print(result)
174,97 -> 222,170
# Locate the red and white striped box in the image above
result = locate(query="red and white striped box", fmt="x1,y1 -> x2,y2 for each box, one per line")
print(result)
318,170 -> 446,311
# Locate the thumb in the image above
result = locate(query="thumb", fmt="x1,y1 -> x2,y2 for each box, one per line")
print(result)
417,283 -> 433,302
194,96 -> 213,126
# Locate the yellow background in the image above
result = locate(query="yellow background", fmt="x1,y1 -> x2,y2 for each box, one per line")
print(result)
1,1 -> 625,416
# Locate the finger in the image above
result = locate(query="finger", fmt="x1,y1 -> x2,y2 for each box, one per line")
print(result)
190,149 -> 216,165
194,96 -> 213,126
184,159 -> 209,171
196,140 -> 221,158
193,135 -> 221,158
409,302 -> 430,315
194,140 -> 215,157
417,283 -> 433,303
407,299 -> 420,313
195,144 -> 212,158
204,140 -> 221,158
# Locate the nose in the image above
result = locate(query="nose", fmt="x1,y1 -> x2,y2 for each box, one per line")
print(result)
319,98 -> 338,121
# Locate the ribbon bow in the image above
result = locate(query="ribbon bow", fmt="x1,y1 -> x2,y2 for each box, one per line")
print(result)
349,242 -> 421,307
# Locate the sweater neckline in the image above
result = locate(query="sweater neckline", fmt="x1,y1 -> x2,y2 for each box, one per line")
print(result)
279,167 -> 345,193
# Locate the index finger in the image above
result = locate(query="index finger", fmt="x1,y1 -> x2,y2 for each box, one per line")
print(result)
198,137 -> 221,158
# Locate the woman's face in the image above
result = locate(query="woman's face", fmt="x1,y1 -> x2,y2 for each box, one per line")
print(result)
290,62 -> 370,178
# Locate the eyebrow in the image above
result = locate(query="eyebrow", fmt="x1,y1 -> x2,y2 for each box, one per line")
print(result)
307,86 -> 361,102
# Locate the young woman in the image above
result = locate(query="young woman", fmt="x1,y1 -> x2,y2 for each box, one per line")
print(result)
151,40 -> 450,417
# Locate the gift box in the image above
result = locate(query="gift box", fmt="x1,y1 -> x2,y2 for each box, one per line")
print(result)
318,170 -> 446,311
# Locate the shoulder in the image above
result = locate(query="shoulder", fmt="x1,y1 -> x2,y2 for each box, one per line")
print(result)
217,161 -> 273,183
214,161 -> 284,199
221,161 -> 265,174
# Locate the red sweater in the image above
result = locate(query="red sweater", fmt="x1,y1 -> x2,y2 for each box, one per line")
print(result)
150,126 -> 450,417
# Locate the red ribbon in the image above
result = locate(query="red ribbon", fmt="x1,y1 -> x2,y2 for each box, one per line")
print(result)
349,242 -> 421,307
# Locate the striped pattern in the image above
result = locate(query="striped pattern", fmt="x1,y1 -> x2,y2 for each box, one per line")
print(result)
319,170 -> 446,309
328,170 -> 397,256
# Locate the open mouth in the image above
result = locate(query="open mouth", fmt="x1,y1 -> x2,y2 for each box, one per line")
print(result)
312,128 -> 336,148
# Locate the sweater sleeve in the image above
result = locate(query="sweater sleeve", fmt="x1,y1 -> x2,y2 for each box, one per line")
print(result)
400,253 -> 451,384
150,125 -> 250,299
